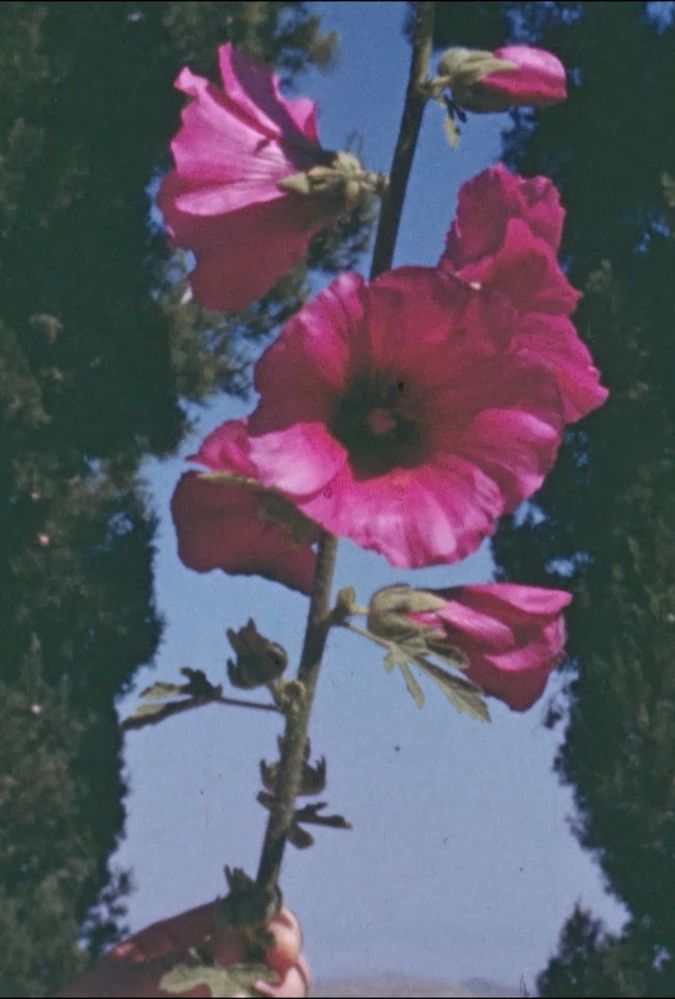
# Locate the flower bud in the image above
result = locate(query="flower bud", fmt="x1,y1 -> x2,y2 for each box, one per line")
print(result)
437,45 -> 566,113
226,619 -> 288,690
367,584 -> 448,644
372,583 -> 572,712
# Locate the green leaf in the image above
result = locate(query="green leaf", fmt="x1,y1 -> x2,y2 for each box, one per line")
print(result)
121,697 -> 203,731
124,701 -> 167,722
400,661 -> 425,709
160,961 -> 275,998
415,658 -> 490,722
140,681 -> 182,700
383,644 -> 425,707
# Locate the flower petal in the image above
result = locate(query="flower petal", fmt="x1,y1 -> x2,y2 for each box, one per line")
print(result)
252,273 -> 366,425
512,313 -> 609,423
249,423 -> 347,498
171,472 -> 317,593
417,583 -> 571,710
484,46 -> 567,108
443,163 -> 565,267
159,191 -> 322,313
217,43 -> 319,145
188,418 -> 256,476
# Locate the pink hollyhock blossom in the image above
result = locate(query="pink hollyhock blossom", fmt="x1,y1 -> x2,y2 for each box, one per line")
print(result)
409,584 -> 572,711
244,269 -> 564,569
171,420 -> 318,594
158,43 -> 335,312
481,46 -> 567,109
441,165 -> 608,422
439,45 -> 566,113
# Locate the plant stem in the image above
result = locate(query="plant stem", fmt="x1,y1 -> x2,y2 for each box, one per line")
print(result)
253,0 -> 436,903
370,1 -> 435,279
255,532 -> 338,892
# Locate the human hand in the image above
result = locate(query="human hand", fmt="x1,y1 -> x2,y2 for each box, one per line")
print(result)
57,903 -> 309,998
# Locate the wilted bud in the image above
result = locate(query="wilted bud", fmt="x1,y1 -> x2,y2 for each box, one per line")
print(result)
437,45 -> 566,113
226,619 -> 288,690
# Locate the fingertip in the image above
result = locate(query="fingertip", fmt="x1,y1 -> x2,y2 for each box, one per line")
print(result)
265,908 -> 302,971
255,962 -> 309,998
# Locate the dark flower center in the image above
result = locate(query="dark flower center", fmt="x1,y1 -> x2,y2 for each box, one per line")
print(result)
332,377 -> 424,477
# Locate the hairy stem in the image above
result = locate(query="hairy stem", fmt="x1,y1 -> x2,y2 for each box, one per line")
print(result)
253,0 -> 436,903
255,533 -> 338,892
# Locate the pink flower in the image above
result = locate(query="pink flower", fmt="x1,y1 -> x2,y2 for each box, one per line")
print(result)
171,420 -> 318,593
158,43 -> 336,312
480,46 -> 567,109
244,269 -> 564,569
439,45 -> 566,113
441,165 -> 608,422
409,584 -> 572,711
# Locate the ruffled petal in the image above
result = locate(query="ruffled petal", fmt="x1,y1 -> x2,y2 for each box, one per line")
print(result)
188,418 -> 256,476
512,313 -> 609,423
217,43 -> 319,147
444,164 -> 565,269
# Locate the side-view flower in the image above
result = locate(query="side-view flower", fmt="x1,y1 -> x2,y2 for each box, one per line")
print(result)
158,43 -> 379,312
369,583 -> 572,712
172,419 -> 319,594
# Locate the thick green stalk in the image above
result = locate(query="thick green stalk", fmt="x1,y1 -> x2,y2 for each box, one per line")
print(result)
254,0 -> 435,901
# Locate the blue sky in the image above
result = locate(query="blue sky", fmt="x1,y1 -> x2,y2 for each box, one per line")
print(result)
114,2 -> 625,988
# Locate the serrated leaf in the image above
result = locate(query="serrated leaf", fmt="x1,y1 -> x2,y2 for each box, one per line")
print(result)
140,681 -> 182,700
416,658 -> 490,722
160,961 -> 274,998
443,114 -> 460,148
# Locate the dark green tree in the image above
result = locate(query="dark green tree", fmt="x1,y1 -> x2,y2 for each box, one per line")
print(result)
0,4 -> 370,995
431,3 -> 675,994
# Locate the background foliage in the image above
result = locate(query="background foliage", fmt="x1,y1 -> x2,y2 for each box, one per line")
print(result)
432,2 -> 675,995
0,3 -> 371,994
3,2 -> 674,995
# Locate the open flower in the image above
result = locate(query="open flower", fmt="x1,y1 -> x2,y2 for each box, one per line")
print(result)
438,45 -> 566,113
403,583 -> 572,711
158,44 -> 359,312
441,165 -> 608,422
171,420 -> 318,593
244,268 -> 564,569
